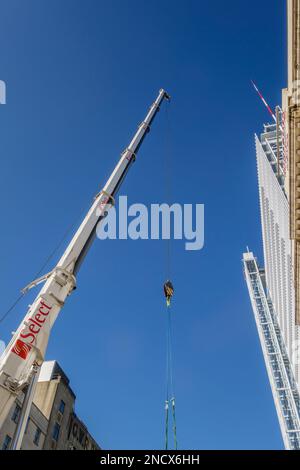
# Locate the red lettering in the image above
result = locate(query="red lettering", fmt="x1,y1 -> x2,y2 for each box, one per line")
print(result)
29,323 -> 40,334
12,300 -> 52,360
39,307 -> 50,316
29,316 -> 43,327
40,301 -> 52,311
20,331 -> 35,344
34,313 -> 45,324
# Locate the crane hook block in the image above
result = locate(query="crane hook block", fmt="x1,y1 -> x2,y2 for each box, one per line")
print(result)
164,280 -> 174,307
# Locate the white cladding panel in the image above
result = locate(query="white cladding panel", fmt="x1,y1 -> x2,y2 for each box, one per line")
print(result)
256,135 -> 300,386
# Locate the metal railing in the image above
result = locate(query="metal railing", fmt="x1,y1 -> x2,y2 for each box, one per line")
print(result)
243,252 -> 300,450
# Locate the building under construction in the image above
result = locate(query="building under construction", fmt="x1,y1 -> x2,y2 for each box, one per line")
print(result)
243,0 -> 300,450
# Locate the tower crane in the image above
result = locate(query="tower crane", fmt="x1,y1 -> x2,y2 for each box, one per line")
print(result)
0,88 -> 170,449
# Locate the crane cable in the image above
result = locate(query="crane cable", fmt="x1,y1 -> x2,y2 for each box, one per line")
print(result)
163,100 -> 177,450
165,298 -> 177,450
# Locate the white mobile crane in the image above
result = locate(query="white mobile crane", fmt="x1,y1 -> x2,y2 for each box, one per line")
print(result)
0,88 -> 170,449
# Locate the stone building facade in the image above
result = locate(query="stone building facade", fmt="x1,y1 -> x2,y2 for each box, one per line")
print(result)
0,361 -> 100,450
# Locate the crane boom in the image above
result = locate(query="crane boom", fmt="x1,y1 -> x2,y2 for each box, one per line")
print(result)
0,88 -> 170,429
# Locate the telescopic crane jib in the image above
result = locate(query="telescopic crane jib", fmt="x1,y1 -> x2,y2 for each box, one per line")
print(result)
0,88 -> 170,449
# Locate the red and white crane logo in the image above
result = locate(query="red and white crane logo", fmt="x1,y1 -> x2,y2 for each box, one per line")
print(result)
11,339 -> 32,360
11,300 -> 52,360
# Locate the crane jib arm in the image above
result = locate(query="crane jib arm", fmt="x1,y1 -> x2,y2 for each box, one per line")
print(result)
0,89 -> 170,427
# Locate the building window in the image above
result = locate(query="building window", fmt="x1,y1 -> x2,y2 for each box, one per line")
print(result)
52,422 -> 60,441
11,404 -> 21,423
33,426 -> 42,446
78,427 -> 85,444
59,400 -> 65,414
2,435 -> 12,450
25,417 -> 30,434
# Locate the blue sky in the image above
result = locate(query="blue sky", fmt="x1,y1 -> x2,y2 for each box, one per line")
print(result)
0,0 -> 286,449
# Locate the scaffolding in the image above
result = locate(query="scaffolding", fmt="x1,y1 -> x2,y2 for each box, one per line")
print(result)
243,251 -> 300,450
259,109 -> 286,191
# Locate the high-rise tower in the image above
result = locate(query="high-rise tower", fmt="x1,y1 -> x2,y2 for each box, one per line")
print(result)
243,1 -> 300,449
243,116 -> 300,449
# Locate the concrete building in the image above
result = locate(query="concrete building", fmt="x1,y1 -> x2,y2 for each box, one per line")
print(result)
0,393 -> 48,450
0,361 -> 100,450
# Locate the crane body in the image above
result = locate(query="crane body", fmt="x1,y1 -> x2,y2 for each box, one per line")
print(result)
0,89 -> 170,436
